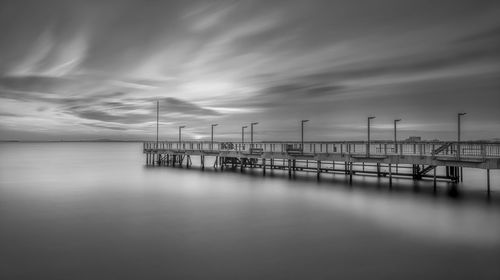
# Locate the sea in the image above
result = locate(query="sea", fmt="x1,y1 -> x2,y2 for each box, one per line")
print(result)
1,142 -> 499,279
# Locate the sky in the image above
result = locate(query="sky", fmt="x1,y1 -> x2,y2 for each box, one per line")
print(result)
0,0 -> 499,141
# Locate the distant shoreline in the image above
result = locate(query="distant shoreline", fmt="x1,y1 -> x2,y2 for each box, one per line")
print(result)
0,140 -> 145,143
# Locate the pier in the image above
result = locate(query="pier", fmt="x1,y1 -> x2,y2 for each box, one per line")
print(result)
143,140 -> 499,195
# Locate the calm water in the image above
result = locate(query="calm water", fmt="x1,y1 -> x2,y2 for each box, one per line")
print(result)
1,142 -> 499,279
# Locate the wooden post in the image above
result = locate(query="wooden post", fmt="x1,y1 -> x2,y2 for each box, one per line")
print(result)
349,161 -> 353,184
389,163 -> 392,188
288,159 -> 292,177
487,169 -> 491,196
460,167 -> 463,182
201,155 -> 205,170
240,158 -> 244,173
377,162 -> 381,177
433,166 -> 437,191
317,160 -> 321,180
263,158 -> 266,176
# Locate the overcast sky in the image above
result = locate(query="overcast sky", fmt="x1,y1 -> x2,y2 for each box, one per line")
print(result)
1,0 -> 499,141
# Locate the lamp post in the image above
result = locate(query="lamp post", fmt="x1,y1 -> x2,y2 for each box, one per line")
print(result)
211,124 -> 218,150
178,125 -> 185,150
394,119 -> 401,154
250,122 -> 258,148
458,113 -> 466,159
367,116 -> 375,157
301,120 -> 309,152
242,126 -> 247,143
156,100 -> 159,149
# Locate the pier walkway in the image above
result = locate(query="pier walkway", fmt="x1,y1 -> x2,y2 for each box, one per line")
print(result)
143,140 -> 500,195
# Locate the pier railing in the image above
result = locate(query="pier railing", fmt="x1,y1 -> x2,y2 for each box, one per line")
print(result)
143,141 -> 500,159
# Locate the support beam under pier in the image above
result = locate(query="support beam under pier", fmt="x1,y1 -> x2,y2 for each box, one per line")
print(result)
487,169 -> 491,196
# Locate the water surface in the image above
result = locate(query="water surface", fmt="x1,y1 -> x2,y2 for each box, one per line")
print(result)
0,143 -> 499,279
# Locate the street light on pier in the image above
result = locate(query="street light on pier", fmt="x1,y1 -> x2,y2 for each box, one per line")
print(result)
250,122 -> 259,148
211,124 -> 218,150
458,113 -> 466,160
394,119 -> 401,154
178,125 -> 185,150
156,100 -> 159,149
242,126 -> 247,144
301,120 -> 309,152
367,116 -> 376,157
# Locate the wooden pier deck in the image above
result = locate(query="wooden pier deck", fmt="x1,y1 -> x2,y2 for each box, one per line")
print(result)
143,140 -> 500,195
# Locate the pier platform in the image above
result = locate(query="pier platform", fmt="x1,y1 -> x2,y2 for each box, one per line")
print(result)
143,140 -> 499,195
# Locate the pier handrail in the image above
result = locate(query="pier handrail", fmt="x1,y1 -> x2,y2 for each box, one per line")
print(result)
143,140 -> 500,159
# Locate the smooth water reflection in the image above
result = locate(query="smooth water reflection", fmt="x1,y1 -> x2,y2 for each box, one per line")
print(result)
0,143 -> 499,279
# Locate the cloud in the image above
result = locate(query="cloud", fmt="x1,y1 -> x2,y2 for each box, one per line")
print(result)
0,75 -> 73,95
455,24 -> 500,45
7,26 -> 88,77
158,97 -> 221,117
300,47 -> 500,85
76,110 -> 151,124
82,123 -> 128,131
263,83 -> 344,98
0,112 -> 19,117
68,96 -> 221,126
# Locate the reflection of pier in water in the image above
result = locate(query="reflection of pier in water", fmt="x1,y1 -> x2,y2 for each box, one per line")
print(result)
143,140 -> 499,196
